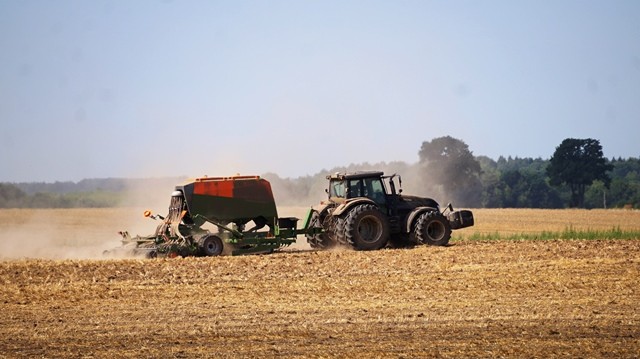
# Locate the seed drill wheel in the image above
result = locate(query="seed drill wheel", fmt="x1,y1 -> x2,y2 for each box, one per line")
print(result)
344,204 -> 389,250
199,235 -> 224,256
415,211 -> 452,246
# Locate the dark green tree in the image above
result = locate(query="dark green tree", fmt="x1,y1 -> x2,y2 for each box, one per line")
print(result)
419,136 -> 482,206
477,156 -> 502,207
607,173 -> 640,208
547,138 -> 612,208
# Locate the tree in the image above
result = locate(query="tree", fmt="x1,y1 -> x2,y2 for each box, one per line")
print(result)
607,172 -> 640,208
418,136 -> 482,206
0,183 -> 27,208
584,180 -> 608,209
547,138 -> 612,208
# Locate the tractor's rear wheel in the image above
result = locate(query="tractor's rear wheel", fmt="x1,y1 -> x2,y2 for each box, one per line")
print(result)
415,211 -> 451,246
199,235 -> 224,256
344,204 -> 389,250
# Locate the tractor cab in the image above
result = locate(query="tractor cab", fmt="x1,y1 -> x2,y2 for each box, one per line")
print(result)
327,171 -> 402,207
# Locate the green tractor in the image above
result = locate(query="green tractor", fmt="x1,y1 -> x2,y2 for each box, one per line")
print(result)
306,171 -> 474,250
110,175 -> 315,258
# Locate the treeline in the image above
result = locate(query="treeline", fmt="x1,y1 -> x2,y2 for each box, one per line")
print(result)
478,156 -> 639,209
0,177 -> 184,208
263,155 -> 639,209
0,185 -> 124,208
1,137 -> 638,209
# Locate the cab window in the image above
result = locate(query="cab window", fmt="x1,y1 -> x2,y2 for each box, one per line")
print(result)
364,178 -> 386,204
348,179 -> 362,198
329,180 -> 346,198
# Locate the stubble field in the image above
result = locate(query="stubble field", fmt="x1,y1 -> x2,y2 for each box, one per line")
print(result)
0,208 -> 639,358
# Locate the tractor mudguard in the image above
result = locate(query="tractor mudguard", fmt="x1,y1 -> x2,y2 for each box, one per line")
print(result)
404,206 -> 439,233
332,198 -> 378,217
312,202 -> 333,217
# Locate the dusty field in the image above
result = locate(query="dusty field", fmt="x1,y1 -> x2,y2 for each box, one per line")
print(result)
0,208 -> 639,357
1,207 -> 638,259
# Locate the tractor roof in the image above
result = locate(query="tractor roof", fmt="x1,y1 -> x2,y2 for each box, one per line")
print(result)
327,171 -> 385,181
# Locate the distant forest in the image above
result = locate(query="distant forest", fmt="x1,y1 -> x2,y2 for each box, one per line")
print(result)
1,137 -> 638,209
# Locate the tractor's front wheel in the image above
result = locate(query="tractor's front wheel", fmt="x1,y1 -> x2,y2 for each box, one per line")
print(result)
329,215 -> 349,246
199,235 -> 224,256
414,211 -> 452,246
306,210 -> 335,250
344,204 -> 389,250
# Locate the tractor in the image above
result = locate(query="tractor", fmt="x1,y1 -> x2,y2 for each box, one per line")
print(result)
108,172 -> 474,258
305,171 -> 474,250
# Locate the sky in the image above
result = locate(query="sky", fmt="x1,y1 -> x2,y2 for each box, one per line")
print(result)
1,0 -> 639,182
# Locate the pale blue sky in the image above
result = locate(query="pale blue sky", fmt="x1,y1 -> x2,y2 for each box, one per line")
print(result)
1,0 -> 639,182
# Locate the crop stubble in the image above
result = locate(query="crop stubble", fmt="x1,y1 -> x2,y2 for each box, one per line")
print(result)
0,209 -> 639,357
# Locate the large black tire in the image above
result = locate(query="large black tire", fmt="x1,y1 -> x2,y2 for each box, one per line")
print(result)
306,210 -> 334,249
415,211 -> 452,246
330,215 -> 348,246
344,204 -> 389,250
199,235 -> 224,256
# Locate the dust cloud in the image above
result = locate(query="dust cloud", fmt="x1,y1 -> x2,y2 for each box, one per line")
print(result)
0,176 -> 181,260
0,208 -> 158,261
118,177 -> 186,210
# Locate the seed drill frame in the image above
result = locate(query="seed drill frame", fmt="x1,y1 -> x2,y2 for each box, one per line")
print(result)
114,175 -> 318,257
